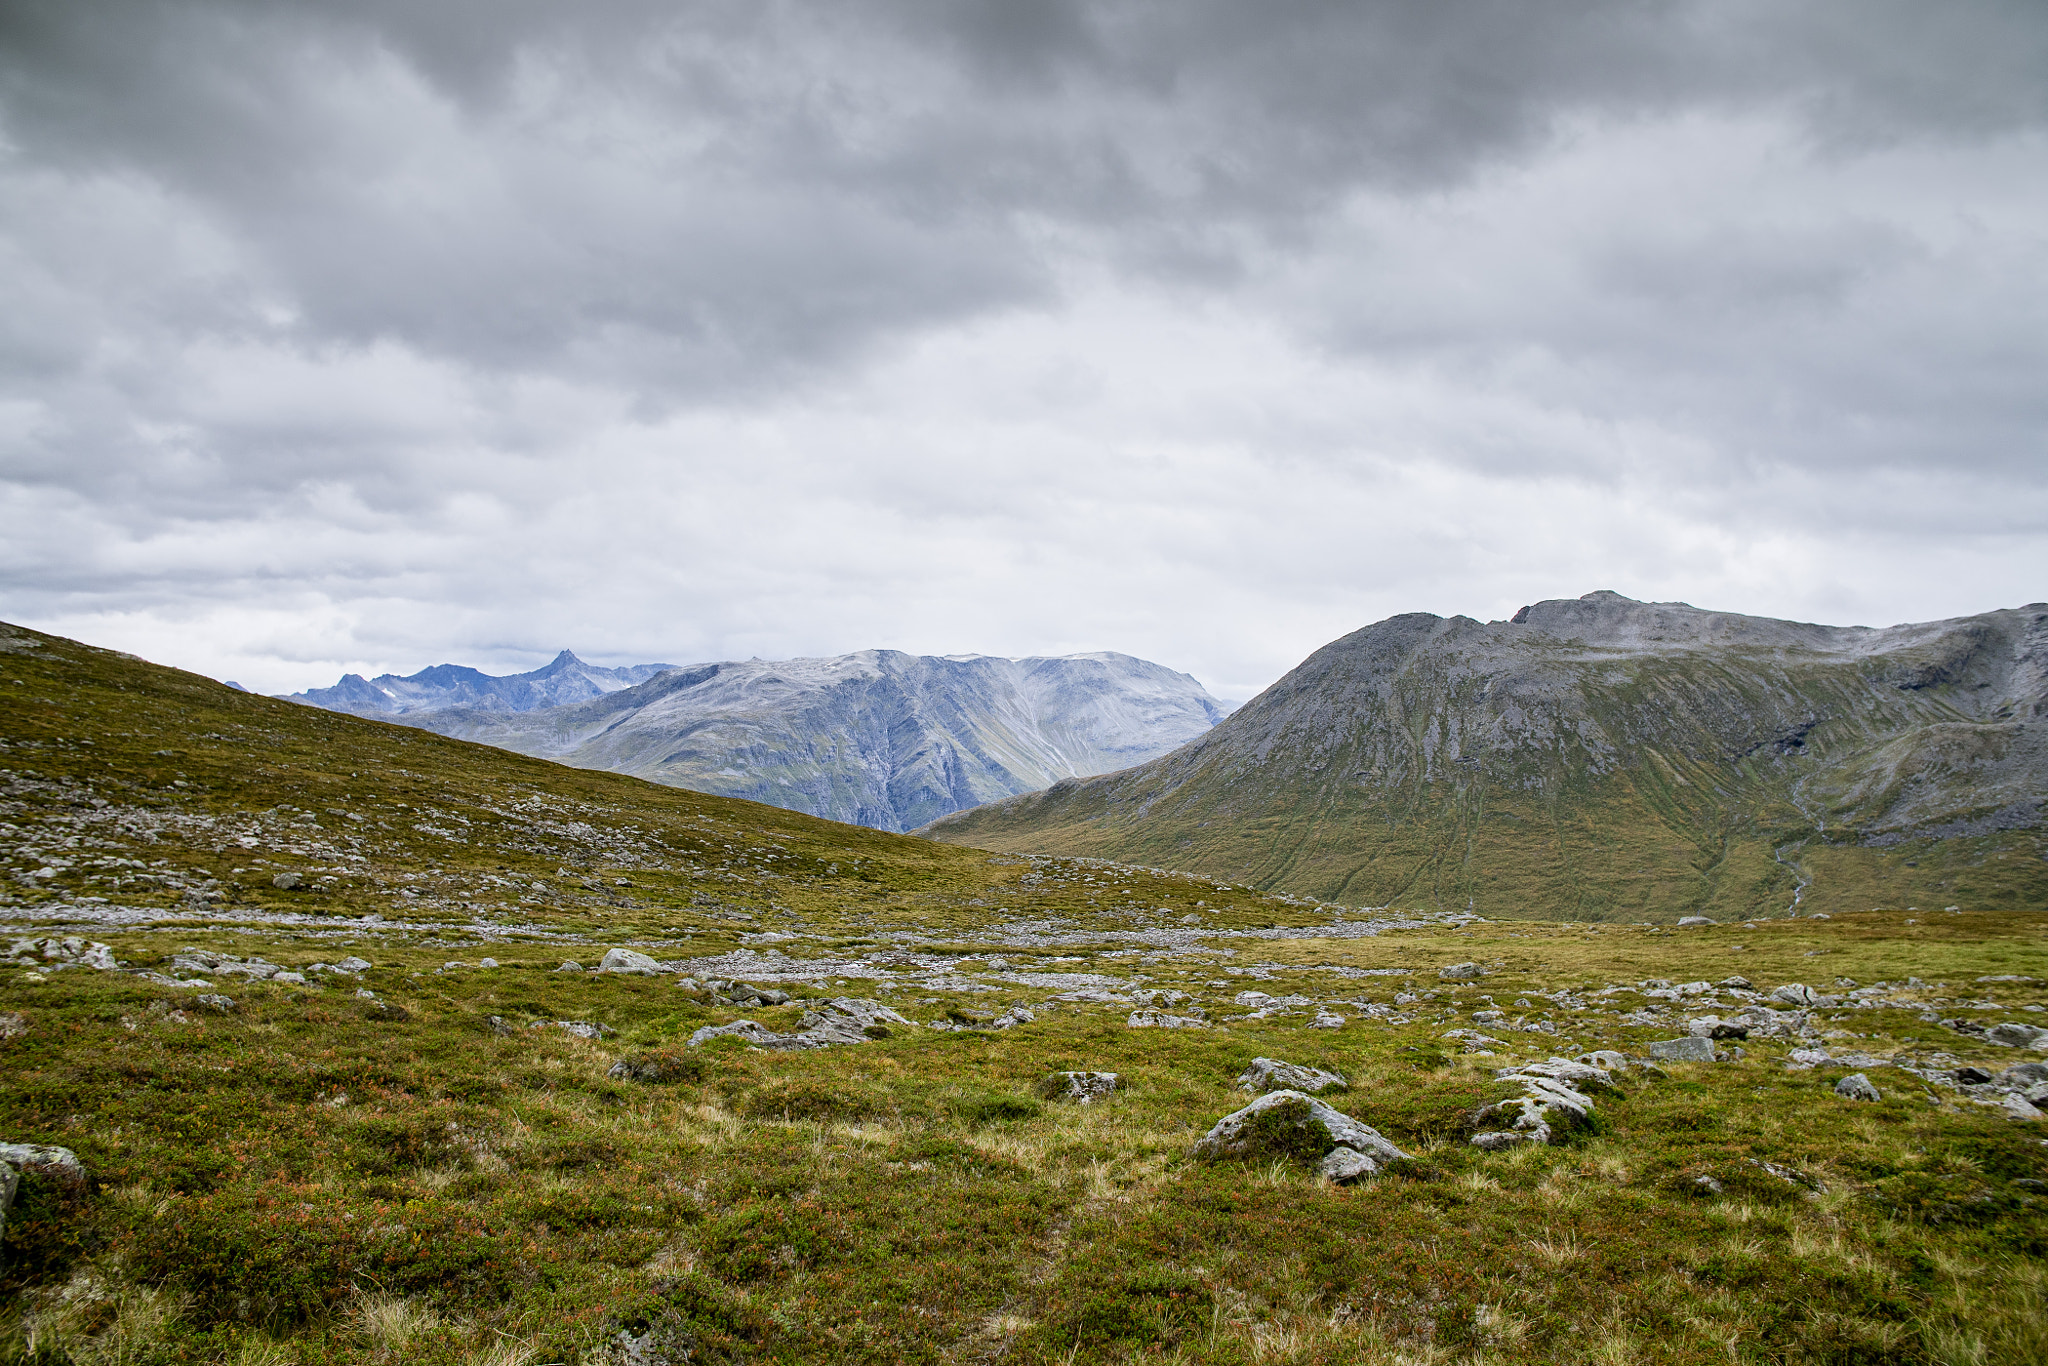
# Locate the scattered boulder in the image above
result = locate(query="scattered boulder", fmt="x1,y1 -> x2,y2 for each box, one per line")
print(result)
729,984 -> 791,1007
1309,1011 -> 1346,1029
1438,962 -> 1484,981
1685,1017 -> 1750,1040
1235,1058 -> 1346,1095
1127,1010 -> 1208,1029
687,998 -> 913,1051
2002,1094 -> 2045,1122
13,938 -> 116,972
1718,976 -> 1753,989
1677,916 -> 1716,926
1191,1090 -> 1409,1183
0,1012 -> 25,1041
334,956 -> 372,973
1648,1036 -> 1717,1063
556,961 -> 585,973
1834,1073 -> 1881,1102
607,1051 -> 705,1084
1037,1072 -> 1119,1103
1472,1059 -> 1607,1149
194,994 -> 236,1013
1985,1022 -> 2048,1050
1577,1049 -> 1632,1070
1770,984 -> 1829,1008
597,948 -> 665,976
271,872 -> 306,891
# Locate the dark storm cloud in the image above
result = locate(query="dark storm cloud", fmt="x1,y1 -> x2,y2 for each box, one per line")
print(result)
5,0 -> 2044,388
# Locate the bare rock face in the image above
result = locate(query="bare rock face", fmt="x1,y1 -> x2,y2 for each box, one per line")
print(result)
921,594 -> 2048,918
1192,1090 -> 1408,1183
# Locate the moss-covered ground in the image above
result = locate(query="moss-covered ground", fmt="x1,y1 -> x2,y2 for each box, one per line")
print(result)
3,624 -> 2046,1365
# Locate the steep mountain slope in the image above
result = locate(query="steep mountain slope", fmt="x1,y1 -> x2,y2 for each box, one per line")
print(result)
287,649 -> 676,715
403,649 -> 1233,833
920,593 -> 2048,921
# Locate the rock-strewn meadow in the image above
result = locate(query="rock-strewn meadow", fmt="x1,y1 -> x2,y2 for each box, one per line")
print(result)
2,622 -> 2045,1365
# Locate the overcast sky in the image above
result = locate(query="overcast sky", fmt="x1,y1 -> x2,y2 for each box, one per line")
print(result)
2,0 -> 2044,698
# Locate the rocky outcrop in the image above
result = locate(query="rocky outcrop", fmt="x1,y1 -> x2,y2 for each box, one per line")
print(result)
1471,1059 -> 1610,1149
1192,1090 -> 1409,1182
1235,1058 -> 1346,1094
686,998 -> 913,1050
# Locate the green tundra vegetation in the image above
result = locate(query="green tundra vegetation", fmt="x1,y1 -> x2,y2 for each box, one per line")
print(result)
1,621 -> 2045,1365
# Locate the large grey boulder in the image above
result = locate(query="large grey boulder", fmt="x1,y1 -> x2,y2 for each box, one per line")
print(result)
1438,962 -> 1484,981
1834,1073 -> 1881,1102
1985,1022 -> 2048,1049
1648,1036 -> 1717,1062
1235,1058 -> 1346,1095
1191,1090 -> 1409,1183
597,948 -> 666,976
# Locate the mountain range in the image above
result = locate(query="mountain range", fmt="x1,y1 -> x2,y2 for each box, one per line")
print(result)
288,650 -> 678,715
919,592 -> 2048,922
292,648 -> 1233,833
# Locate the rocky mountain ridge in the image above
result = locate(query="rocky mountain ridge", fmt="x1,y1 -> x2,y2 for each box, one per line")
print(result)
919,592 -> 2048,921
288,650 -> 677,715
386,648 -> 1234,833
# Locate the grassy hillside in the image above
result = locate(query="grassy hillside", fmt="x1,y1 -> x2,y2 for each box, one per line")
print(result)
921,599 -> 2048,922
3,621 -> 2047,1365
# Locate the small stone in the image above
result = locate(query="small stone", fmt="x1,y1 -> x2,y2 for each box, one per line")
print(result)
534,1020 -> 610,1040
271,872 -> 306,891
1718,976 -> 1752,989
1771,983 -> 1825,1008
0,1012 -> 25,1041
597,948 -> 664,976
556,960 -> 584,972
1834,1073 -> 1881,1102
335,956 -> 372,973
194,994 -> 236,1013
1037,1072 -> 1119,1103
1694,1175 -> 1725,1194
1310,1011 -> 1346,1029
1648,1036 -> 1717,1063
1438,962 -> 1484,981
478,958 -> 499,970
1236,1058 -> 1346,1095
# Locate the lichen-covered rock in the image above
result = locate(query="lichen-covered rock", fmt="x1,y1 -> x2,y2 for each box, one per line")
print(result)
1985,1021 -> 2048,1049
1235,1058 -> 1346,1095
1439,962 -> 1484,981
1834,1073 -> 1881,1102
1648,1036 -> 1717,1062
1192,1090 -> 1408,1182
1037,1071 -> 1119,1103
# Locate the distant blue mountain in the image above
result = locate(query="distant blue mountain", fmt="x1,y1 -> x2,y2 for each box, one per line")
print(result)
285,650 -> 677,716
